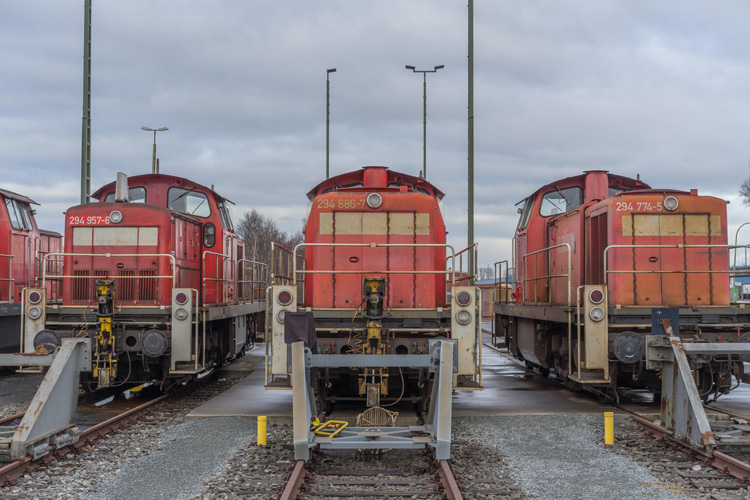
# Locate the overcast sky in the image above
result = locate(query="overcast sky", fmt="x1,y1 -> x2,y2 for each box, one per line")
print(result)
2,1 -> 750,270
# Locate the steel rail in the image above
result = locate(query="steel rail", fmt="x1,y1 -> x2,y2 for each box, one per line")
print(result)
437,459 -> 463,500
0,393 -> 170,486
278,460 -> 307,500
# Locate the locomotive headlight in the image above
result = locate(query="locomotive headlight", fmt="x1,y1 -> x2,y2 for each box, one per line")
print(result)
366,193 -> 382,209
664,196 -> 679,211
277,290 -> 293,306
589,306 -> 605,322
277,309 -> 288,324
28,306 -> 42,320
174,307 -> 189,321
588,288 -> 604,304
28,291 -> 42,304
455,309 -> 472,325
109,210 -> 123,224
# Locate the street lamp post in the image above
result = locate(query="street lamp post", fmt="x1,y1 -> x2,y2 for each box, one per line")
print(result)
141,126 -> 168,174
405,65 -> 444,180
326,68 -> 336,180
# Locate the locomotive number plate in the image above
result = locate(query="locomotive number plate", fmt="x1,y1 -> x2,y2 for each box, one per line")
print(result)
615,201 -> 663,212
68,215 -> 112,225
316,198 -> 365,209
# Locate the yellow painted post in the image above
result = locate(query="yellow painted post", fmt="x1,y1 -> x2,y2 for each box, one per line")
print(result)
258,416 -> 267,446
604,412 -> 614,445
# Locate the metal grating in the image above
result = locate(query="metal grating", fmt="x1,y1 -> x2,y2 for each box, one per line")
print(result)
138,270 -> 156,302
72,269 -> 108,302
117,270 -> 135,301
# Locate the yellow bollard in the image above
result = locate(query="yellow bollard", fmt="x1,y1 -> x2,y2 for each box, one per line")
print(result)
258,416 -> 267,446
604,412 -> 614,445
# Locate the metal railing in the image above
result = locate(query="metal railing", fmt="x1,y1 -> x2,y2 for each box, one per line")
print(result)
37,251 -> 63,302
0,254 -> 13,304
603,243 -> 750,304
238,259 -> 268,302
42,252 -> 176,304
270,242 -> 305,286
449,243 -> 479,286
493,259 -> 510,304
292,242 -> 460,287
520,243 -> 572,306
202,251 -> 232,306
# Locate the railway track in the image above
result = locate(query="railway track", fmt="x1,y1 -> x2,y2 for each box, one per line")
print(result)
279,449 -> 462,499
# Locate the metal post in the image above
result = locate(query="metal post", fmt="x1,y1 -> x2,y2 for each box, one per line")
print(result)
326,68 -> 336,179
468,0 -> 475,285
80,0 -> 92,205
733,222 -> 750,300
405,65 -> 444,180
141,127 -> 168,174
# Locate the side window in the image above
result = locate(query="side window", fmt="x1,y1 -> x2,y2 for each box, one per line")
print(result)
168,187 -> 211,218
539,187 -> 583,217
218,201 -> 234,230
20,203 -> 33,230
517,197 -> 534,230
104,187 -> 146,203
608,186 -> 625,197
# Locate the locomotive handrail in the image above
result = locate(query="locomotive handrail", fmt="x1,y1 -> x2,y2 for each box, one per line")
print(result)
238,258 -> 268,302
0,254 -> 14,304
493,260 -> 510,304
291,242 -> 458,286
42,252 -> 176,285
450,243 -> 479,286
521,243 -> 572,306
202,251 -> 231,306
271,242 -> 305,286
37,251 -> 63,302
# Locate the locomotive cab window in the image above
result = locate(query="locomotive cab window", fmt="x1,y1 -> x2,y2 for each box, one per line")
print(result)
218,201 -> 234,230
104,187 -> 146,203
168,187 -> 211,218
539,187 -> 582,217
5,198 -> 29,230
517,197 -> 534,229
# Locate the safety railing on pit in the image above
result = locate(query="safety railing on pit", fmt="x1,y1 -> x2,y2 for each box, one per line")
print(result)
42,253 -> 176,305
603,244 -> 750,305
520,243 -> 572,307
0,254 -> 13,304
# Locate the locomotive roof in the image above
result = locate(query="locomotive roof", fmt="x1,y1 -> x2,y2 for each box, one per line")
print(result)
0,187 -> 38,205
91,173 -> 233,204
517,170 -> 651,204
307,166 -> 445,201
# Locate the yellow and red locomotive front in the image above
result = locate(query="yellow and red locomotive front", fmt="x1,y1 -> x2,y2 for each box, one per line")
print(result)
496,170 -> 747,400
23,173 -> 264,389
267,166 -> 481,410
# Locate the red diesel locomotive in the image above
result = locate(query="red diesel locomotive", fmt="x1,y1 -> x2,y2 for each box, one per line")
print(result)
494,170 -> 750,401
0,188 -> 61,353
22,173 -> 265,389
266,166 -> 481,411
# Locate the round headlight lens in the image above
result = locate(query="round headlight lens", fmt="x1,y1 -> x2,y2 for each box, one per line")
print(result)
277,290 -> 293,306
366,193 -> 382,209
664,196 -> 679,211
28,291 -> 42,304
277,309 -> 287,324
456,291 -> 472,306
456,310 -> 472,325
588,289 -> 604,304
589,306 -> 605,322
109,210 -> 123,224
175,307 -> 189,321
28,306 -> 42,320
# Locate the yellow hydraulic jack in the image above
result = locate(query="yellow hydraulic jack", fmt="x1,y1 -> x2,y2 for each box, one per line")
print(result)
93,279 -> 117,388
359,277 -> 388,406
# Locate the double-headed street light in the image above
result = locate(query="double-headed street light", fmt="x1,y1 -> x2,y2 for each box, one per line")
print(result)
405,64 -> 444,180
326,68 -> 336,179
141,126 -> 168,174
